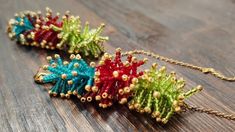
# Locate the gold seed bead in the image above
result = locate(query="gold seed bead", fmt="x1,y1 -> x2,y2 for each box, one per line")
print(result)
68,80 -> 73,85
122,74 -> 128,81
46,56 -> 52,61
61,74 -> 67,79
132,78 -> 138,84
113,71 -> 119,78
63,61 -> 69,65
85,85 -> 91,91
116,48 -> 121,52
102,92 -> 108,99
119,98 -> 127,104
153,91 -> 160,99
92,86 -> 98,92
75,54 -> 81,60
42,65 -> 48,70
95,95 -> 101,100
54,54 -> 60,58
72,71 -> 77,76
90,62 -> 96,68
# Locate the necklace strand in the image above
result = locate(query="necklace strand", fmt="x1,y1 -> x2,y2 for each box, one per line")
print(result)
122,50 -> 235,81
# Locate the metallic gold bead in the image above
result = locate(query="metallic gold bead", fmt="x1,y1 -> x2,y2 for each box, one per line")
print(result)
122,74 -> 128,81
90,62 -> 96,68
72,71 -> 78,76
85,85 -> 91,91
131,78 -> 138,84
87,96 -> 92,102
119,98 -> 127,104
80,97 -> 86,102
144,107 -> 151,114
91,86 -> 98,92
113,71 -> 119,78
95,95 -> 101,100
61,74 -> 67,79
175,106 -> 181,112
153,91 -> 160,99
124,87 -> 130,93
46,56 -> 52,61
68,80 -> 73,85
42,65 -> 49,70
54,54 -> 60,58
102,92 -> 108,99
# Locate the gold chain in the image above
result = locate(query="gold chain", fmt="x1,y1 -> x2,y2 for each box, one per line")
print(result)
183,103 -> 235,121
119,49 -> 235,121
122,49 -> 235,81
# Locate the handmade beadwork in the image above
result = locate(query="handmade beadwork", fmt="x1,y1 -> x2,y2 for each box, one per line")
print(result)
51,15 -> 108,58
128,63 -> 202,124
34,54 -> 95,98
7,11 -> 36,41
31,8 -> 63,49
7,7 -> 108,58
81,48 -> 148,108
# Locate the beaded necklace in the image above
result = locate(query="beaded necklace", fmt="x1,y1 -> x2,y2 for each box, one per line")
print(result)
7,8 -> 235,124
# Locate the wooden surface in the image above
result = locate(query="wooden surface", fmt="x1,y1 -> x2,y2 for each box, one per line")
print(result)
0,0 -> 235,131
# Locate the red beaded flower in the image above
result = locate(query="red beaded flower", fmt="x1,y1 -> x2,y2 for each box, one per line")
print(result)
81,48 -> 148,108
28,8 -> 64,49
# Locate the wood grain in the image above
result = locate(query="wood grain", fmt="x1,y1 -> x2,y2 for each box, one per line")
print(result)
0,0 -> 235,131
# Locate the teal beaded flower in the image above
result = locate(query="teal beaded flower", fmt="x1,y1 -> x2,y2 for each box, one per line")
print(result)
51,16 -> 108,58
7,11 -> 36,41
128,63 -> 202,124
34,54 -> 95,98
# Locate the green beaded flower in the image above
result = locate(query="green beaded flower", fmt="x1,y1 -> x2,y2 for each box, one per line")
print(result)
128,63 -> 202,124
51,16 -> 108,58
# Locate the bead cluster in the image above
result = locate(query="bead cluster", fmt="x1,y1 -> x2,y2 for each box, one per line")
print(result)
7,8 -> 108,58
128,63 -> 202,124
34,54 -> 95,98
82,48 -> 147,108
34,48 -> 202,124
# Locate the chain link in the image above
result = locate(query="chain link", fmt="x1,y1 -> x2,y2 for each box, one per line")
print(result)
119,49 -> 235,121
183,103 -> 235,121
121,49 -> 235,81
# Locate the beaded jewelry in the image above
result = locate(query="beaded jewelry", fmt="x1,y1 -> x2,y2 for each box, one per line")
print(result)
82,48 -> 147,108
128,63 -> 202,124
34,54 -> 95,98
9,8 -> 235,125
34,48 -> 206,124
7,11 -> 37,41
7,7 -> 108,58
51,16 -> 107,57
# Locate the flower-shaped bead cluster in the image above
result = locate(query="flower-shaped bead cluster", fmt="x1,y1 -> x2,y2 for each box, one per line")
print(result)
128,63 -> 202,124
7,11 -> 37,41
7,7 -> 108,58
81,48 -> 147,108
52,16 -> 108,58
34,54 -> 95,98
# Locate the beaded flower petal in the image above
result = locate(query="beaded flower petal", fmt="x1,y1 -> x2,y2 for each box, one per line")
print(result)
7,11 -> 36,41
51,15 -> 108,58
128,63 -> 202,124
30,8 -> 63,49
34,54 -> 95,98
81,48 -> 147,108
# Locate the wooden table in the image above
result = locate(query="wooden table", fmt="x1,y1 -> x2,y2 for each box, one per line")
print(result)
1,0 -> 235,131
